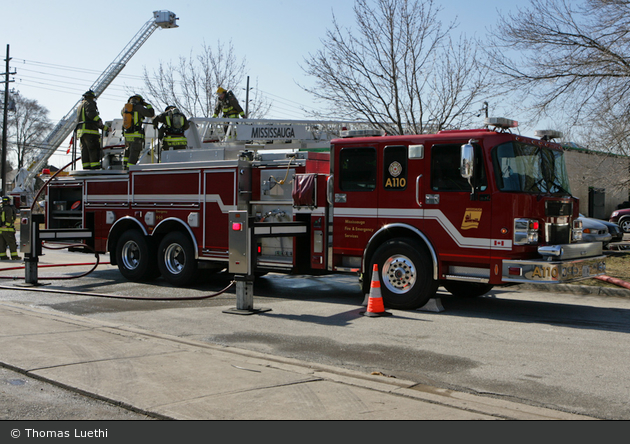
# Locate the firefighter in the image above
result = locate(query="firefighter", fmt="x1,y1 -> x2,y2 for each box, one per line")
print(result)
213,87 -> 245,119
0,196 -> 20,261
77,90 -> 106,170
153,106 -> 190,151
121,94 -> 155,169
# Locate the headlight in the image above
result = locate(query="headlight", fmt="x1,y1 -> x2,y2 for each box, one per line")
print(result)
572,219 -> 583,241
514,218 -> 539,245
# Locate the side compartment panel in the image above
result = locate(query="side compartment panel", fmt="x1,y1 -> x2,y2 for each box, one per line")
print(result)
203,169 -> 238,259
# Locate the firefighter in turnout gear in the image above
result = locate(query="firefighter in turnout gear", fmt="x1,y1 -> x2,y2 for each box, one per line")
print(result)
77,90 -> 106,170
121,94 -> 155,168
213,87 -> 245,119
153,106 -> 190,151
0,196 -> 20,261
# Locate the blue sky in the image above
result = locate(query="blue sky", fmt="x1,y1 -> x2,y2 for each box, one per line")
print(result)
3,0 -> 525,166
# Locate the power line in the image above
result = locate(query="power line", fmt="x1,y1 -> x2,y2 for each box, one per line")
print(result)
13,58 -> 144,82
13,58 -> 331,120
16,79 -> 137,101
18,70 -> 139,94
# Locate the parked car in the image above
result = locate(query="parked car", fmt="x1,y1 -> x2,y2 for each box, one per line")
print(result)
610,208 -> 630,233
577,214 -> 612,246
598,219 -> 624,243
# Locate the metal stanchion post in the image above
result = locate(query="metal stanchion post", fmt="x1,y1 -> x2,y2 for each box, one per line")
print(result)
234,274 -> 255,311
224,210 -> 270,315
17,210 -> 47,287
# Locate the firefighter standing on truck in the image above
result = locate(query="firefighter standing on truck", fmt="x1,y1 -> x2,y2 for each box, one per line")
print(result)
213,87 -> 244,140
213,87 -> 245,119
0,196 -> 20,261
77,90 -> 106,170
153,106 -> 190,151
121,94 -> 155,169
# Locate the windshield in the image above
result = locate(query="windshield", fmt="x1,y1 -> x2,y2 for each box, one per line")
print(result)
493,141 -> 571,195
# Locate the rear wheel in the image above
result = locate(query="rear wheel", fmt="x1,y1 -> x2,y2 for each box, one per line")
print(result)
619,218 -> 630,234
443,281 -> 494,298
371,238 -> 438,310
116,229 -> 158,282
157,231 -> 198,286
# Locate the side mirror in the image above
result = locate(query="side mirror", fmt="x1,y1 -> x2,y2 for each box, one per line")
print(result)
460,144 -> 474,181
461,143 -> 477,199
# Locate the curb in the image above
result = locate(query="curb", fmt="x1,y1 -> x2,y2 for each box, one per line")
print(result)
519,283 -> 630,297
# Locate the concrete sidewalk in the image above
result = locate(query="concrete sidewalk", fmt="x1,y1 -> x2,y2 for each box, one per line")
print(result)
0,301 -> 594,420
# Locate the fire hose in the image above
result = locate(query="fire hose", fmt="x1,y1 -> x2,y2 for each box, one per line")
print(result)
0,280 -> 236,301
0,242 -> 235,301
594,275 -> 630,290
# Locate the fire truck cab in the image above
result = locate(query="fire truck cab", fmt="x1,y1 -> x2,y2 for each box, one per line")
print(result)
329,121 -> 605,309
43,117 -> 605,310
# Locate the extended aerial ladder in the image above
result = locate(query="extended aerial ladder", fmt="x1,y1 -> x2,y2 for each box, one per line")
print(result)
12,10 -> 178,204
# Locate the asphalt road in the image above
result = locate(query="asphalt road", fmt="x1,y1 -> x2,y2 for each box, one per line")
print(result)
0,367 -> 153,421
1,249 -> 629,420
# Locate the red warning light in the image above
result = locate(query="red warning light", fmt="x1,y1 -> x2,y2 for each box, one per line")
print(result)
508,267 -> 522,276
232,222 -> 242,231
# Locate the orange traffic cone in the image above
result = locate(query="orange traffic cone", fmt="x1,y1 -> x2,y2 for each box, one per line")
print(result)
360,264 -> 392,317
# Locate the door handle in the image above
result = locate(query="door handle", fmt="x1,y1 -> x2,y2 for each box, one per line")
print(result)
416,175 -> 423,207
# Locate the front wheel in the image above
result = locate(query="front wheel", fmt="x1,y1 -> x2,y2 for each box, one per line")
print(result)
370,238 -> 438,310
619,218 -> 630,234
157,231 -> 198,286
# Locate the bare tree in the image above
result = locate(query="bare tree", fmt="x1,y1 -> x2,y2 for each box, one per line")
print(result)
139,41 -> 270,118
485,0 -> 630,202
7,93 -> 52,170
300,0 -> 489,134
486,0 -> 630,131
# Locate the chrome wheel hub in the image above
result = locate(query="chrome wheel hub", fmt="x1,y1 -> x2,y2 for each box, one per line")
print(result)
382,255 -> 416,294
121,241 -> 140,270
164,243 -> 186,275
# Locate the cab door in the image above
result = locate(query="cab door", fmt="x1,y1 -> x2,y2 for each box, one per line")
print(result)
425,142 -> 492,271
331,145 -> 379,270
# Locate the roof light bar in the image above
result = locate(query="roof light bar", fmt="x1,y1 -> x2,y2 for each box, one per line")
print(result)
485,117 -> 518,130
534,130 -> 563,140
340,129 -> 385,138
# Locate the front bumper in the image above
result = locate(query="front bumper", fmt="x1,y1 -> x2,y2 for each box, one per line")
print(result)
502,242 -> 607,284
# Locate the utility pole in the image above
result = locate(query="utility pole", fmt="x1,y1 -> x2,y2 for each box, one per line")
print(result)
2,44 -> 16,196
244,76 -> 250,118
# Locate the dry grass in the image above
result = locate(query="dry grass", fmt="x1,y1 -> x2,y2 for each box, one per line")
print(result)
582,253 -> 630,288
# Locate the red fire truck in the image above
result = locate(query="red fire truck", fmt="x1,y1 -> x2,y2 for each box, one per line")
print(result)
41,117 -> 606,309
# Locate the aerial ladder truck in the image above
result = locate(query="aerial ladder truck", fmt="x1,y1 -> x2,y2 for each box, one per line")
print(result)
11,10 -> 178,206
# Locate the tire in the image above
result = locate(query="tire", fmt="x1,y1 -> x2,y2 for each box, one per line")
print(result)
116,229 -> 159,282
443,281 -> 494,298
619,218 -> 630,234
157,231 -> 197,286
370,238 -> 438,310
